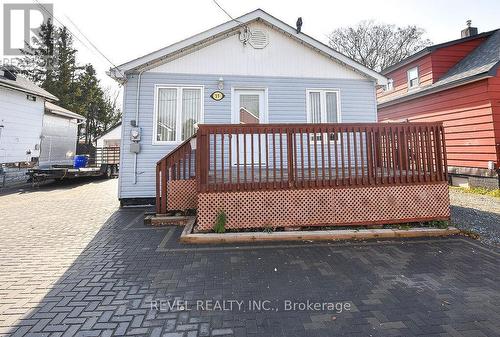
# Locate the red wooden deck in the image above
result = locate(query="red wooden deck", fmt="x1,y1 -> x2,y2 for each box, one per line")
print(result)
156,122 -> 450,230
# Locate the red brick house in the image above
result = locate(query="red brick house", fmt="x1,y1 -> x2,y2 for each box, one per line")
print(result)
377,24 -> 500,188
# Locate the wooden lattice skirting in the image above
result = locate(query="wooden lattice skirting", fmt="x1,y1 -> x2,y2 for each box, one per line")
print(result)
196,182 -> 450,231
167,179 -> 197,211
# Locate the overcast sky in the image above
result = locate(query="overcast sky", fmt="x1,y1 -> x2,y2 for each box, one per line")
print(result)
2,0 -> 499,101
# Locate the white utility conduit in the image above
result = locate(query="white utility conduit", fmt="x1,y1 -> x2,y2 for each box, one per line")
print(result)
133,70 -> 144,184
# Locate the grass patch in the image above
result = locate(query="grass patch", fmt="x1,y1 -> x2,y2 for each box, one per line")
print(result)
450,186 -> 500,198
419,220 -> 450,229
262,224 -> 277,234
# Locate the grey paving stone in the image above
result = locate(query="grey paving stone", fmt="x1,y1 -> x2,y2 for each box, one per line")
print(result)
176,324 -> 198,331
162,333 -> 184,337
149,326 -> 163,337
0,179 -> 499,337
211,328 -> 234,336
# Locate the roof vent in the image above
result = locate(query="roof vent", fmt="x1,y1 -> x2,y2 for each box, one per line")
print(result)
248,29 -> 269,49
461,20 -> 478,38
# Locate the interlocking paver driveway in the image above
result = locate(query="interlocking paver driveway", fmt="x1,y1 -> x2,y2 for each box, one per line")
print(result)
0,179 -> 499,336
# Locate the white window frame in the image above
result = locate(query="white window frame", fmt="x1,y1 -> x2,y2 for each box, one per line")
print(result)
230,87 -> 269,124
385,78 -> 394,91
305,89 -> 341,123
407,67 -> 419,89
152,85 -> 204,145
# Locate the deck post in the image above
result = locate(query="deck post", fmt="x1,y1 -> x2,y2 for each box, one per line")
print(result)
197,128 -> 209,193
287,128 -> 295,188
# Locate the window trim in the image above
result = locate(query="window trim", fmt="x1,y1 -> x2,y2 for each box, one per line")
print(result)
230,87 -> 269,124
407,67 -> 419,90
385,78 -> 394,91
305,88 -> 341,123
152,84 -> 204,145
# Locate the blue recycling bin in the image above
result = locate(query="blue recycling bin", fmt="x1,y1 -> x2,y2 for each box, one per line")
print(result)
73,155 -> 88,169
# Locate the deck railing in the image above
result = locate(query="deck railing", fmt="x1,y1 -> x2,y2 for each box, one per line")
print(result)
156,122 -> 448,213
156,135 -> 196,214
196,122 -> 448,193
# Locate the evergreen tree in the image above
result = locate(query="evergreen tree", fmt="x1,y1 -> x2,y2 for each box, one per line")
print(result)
75,65 -> 120,144
18,22 -> 121,146
20,18 -> 57,90
53,27 -> 80,110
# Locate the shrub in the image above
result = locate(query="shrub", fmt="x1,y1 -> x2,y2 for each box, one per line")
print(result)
213,210 -> 227,233
422,220 -> 449,229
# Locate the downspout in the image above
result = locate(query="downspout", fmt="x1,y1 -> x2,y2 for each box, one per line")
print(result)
133,70 -> 144,184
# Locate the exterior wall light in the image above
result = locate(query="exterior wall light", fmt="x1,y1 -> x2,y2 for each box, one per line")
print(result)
217,77 -> 224,90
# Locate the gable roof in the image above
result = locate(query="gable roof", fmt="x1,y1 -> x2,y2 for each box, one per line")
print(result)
95,122 -> 121,140
437,30 -> 500,84
381,29 -> 498,75
379,29 -> 500,107
0,68 -> 58,101
108,9 -> 387,85
45,101 -> 85,120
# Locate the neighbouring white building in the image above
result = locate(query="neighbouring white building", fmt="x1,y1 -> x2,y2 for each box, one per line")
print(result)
96,123 -> 121,148
0,66 -> 57,165
0,66 -> 84,186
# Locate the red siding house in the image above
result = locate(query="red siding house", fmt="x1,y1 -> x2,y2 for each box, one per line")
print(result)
377,24 -> 500,188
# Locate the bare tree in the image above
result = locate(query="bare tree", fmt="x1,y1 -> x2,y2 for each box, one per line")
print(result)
328,21 -> 432,72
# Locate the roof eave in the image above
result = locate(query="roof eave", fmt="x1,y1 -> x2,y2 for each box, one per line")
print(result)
378,73 -> 491,108
109,9 -> 387,85
381,29 -> 499,75
0,81 -> 58,101
45,102 -> 86,121
381,50 -> 432,75
95,122 -> 121,140
487,60 -> 500,76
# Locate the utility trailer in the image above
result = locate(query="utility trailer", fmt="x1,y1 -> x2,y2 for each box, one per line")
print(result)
28,147 -> 120,185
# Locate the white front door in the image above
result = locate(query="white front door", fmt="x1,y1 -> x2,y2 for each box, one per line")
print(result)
232,89 -> 267,165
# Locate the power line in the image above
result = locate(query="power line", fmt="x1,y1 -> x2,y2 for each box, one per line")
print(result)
212,0 -> 244,24
31,0 -> 124,77
64,15 -> 122,75
212,0 -> 250,45
32,1 -> 91,54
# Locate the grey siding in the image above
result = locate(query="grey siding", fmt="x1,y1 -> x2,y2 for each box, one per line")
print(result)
39,114 -> 78,167
119,72 -> 377,199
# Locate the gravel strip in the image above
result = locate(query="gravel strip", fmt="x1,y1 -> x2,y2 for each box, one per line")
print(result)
449,188 -> 500,247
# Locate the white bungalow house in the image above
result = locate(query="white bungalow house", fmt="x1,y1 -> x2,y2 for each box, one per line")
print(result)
109,9 -> 387,205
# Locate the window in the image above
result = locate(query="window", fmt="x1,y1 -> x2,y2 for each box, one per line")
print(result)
385,78 -> 394,91
154,86 -> 203,143
306,89 -> 340,123
407,67 -> 419,89
306,89 -> 341,141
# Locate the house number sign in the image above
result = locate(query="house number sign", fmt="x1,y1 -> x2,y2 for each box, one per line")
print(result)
210,91 -> 225,101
